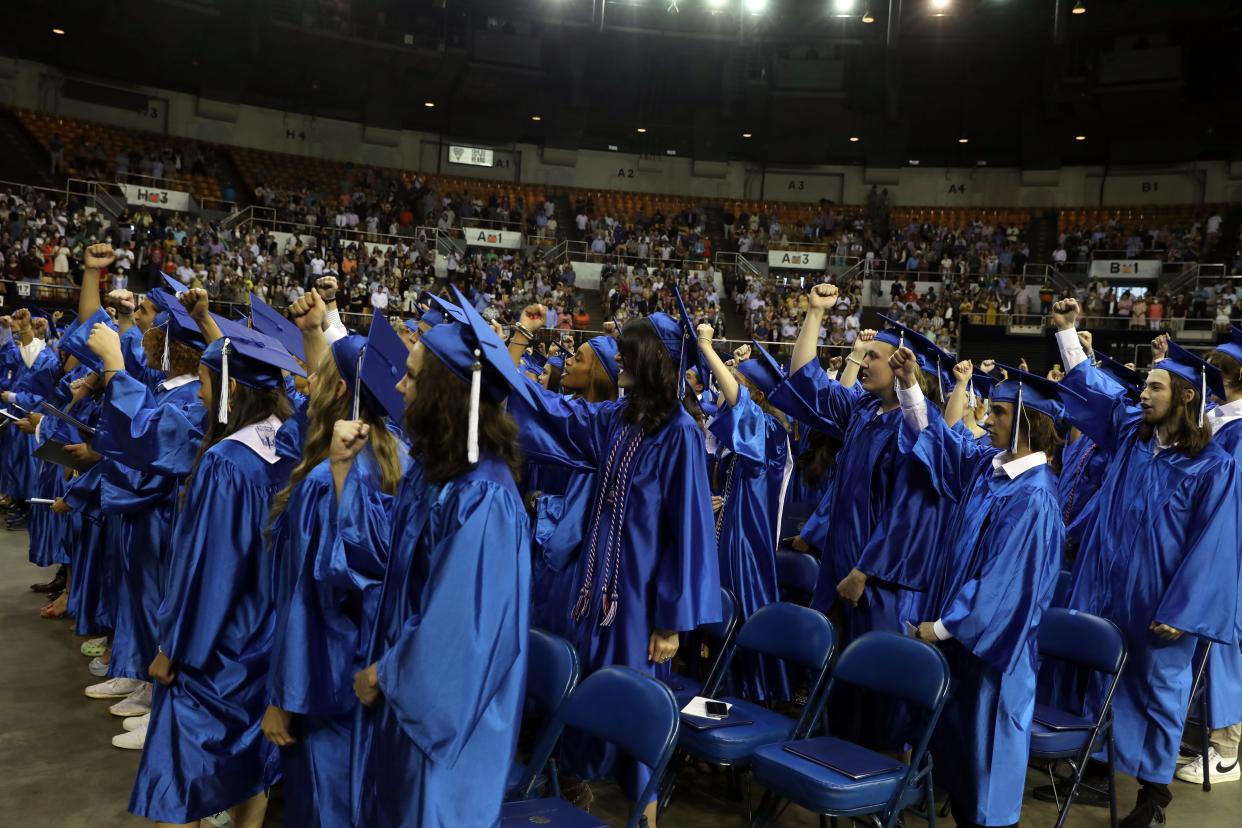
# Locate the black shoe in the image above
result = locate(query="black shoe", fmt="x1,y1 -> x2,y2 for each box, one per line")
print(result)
1119,801 -> 1166,828
30,567 -> 66,593
1032,782 -> 1112,809
5,514 -> 27,530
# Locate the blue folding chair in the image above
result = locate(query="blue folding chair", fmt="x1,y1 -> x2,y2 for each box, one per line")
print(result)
775,551 -> 820,607
506,666 -> 680,828
662,602 -> 836,816
662,588 -> 740,706
1185,640 -> 1214,792
1029,608 -> 1128,828
507,629 -> 580,800
748,632 -> 951,828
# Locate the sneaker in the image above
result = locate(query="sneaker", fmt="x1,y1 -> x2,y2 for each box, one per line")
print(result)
203,812 -> 234,827
109,683 -> 152,717
1119,800 -> 1165,828
88,657 -> 110,677
1175,746 -> 1241,784
122,712 -> 150,732
85,677 -> 144,699
111,723 -> 147,750
80,637 -> 107,657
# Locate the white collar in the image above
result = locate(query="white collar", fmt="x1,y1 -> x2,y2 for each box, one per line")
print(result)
991,451 -> 1047,479
1209,399 -> 1242,435
222,414 -> 284,464
158,374 -> 195,391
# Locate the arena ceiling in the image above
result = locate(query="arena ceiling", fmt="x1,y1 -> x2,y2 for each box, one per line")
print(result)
7,0 -> 1242,169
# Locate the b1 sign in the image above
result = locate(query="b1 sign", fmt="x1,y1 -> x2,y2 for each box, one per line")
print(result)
464,227 -> 522,250
768,250 -> 827,270
121,184 -> 193,212
449,145 -> 494,167
1088,259 -> 1162,280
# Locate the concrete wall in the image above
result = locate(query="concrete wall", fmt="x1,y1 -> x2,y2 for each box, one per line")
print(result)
4,57 -> 1240,208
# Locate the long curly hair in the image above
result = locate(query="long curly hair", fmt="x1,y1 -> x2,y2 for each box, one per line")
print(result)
142,326 -> 201,379
618,318 -> 682,435
406,351 -> 522,486
269,351 -> 406,525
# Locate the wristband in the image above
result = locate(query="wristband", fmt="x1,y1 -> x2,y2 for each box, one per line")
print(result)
846,356 -> 863,367
515,323 -> 537,340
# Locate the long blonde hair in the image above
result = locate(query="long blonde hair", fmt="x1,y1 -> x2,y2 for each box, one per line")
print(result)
269,350 -> 405,524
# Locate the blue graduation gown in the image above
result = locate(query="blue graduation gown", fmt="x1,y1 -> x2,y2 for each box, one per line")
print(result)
27,368 -> 86,567
351,456 -> 530,828
901,415 -> 1062,825
509,383 -> 721,798
94,373 -> 206,680
3,346 -> 59,502
531,467 -> 597,636
1206,417 -> 1242,730
268,448 -> 403,828
130,423 -> 294,823
1059,360 -> 1241,783
709,387 -> 791,700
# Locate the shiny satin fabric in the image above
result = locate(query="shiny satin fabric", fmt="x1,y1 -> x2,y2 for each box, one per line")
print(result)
509,384 -> 721,800
531,468 -> 596,635
2,346 -> 59,502
901,414 -> 1063,825
26,366 -> 88,566
1205,418 -> 1242,730
1059,361 -> 1242,784
1058,433 -> 1110,552
269,450 -> 402,827
708,387 -> 791,701
347,457 -> 531,828
129,438 -> 293,823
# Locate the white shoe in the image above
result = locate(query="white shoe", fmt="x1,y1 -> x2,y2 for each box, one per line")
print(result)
85,677 -> 144,699
1175,746 -> 1241,784
109,682 -> 152,716
202,813 -> 234,828
111,723 -> 146,750
122,712 -> 150,732
88,656 -> 109,677
80,636 -> 107,657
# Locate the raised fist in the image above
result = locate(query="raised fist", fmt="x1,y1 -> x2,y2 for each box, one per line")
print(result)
1050,298 -> 1080,332
84,243 -> 116,271
808,283 -> 840,311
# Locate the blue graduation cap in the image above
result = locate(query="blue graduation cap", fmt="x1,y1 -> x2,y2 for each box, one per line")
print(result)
163,274 -> 189,294
59,308 -> 115,373
994,364 -> 1085,453
878,315 -> 956,399
1093,351 -> 1143,401
1216,325 -> 1242,364
420,285 -> 536,463
249,293 -> 306,364
547,354 -> 565,372
521,350 -> 548,378
149,289 -> 208,352
583,335 -> 620,388
961,370 -> 999,406
737,340 -> 786,397
201,325 -> 306,424
359,313 -> 411,426
1161,339 -> 1225,422
673,286 -> 710,396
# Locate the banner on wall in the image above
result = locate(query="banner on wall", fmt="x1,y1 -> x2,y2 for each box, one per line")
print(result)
768,250 -> 827,270
121,184 -> 193,212
463,227 -> 523,250
1088,259 -> 1162,280
449,145 -> 494,167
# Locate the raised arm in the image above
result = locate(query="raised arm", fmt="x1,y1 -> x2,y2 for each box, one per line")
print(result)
837,329 -> 873,388
790,283 -> 839,373
1050,298 -> 1136,453
180,288 -> 222,344
697,324 -> 738,407
289,290 -> 329,372
79,243 -> 115,321
944,359 -> 973,427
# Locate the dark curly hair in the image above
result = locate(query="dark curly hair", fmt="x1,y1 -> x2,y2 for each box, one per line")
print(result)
406,351 -> 523,486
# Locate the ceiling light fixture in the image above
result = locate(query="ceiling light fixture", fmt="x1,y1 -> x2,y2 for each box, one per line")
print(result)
742,132 -> 753,138
51,28 -> 65,35
531,115 -> 542,121
958,137 -> 969,144
637,127 -> 647,133
1071,1 -> 1086,14
832,0 -> 857,17
861,7 -> 876,23
745,0 -> 768,15
849,136 -> 860,143
1075,134 -> 1087,141
423,101 -> 435,108
930,0 -> 951,10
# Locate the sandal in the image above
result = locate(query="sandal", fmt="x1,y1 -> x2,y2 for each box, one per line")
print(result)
80,637 -> 108,657
39,602 -> 66,619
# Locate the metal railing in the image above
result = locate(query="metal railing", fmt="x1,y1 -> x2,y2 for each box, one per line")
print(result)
713,251 -> 761,281
115,171 -> 197,195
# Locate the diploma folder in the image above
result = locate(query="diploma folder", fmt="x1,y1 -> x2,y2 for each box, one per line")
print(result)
500,798 -> 607,828
1032,703 -> 1094,732
38,401 -> 96,436
781,736 -> 906,780
34,439 -> 96,474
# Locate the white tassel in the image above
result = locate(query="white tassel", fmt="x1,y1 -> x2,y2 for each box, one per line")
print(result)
1010,382 -> 1023,454
467,349 -> 481,465
161,323 -> 171,373
617,386 -> 625,398
217,338 -> 230,424
1200,368 -> 1207,427
352,347 -> 365,421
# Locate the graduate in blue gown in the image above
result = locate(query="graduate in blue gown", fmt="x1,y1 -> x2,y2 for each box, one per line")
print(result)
1049,300 -> 1242,826
528,334 -> 619,636
506,294 -> 721,820
894,353 -> 1067,828
1183,330 -> 1242,783
696,332 -> 791,700
129,293 -> 305,828
263,313 -> 409,828
3,308 -> 60,509
347,286 -> 532,828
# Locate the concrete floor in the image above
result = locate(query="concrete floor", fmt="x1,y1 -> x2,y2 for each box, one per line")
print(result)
0,529 -> 1236,827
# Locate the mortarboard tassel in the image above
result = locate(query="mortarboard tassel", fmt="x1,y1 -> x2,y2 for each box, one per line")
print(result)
1010,381 -> 1023,455
467,348 -> 481,465
161,322 -> 171,373
351,346 -> 365,421
217,338 -> 231,424
1200,367 -> 1207,427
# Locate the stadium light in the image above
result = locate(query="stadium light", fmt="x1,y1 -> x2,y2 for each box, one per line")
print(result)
52,28 -> 65,35
531,115 -> 542,121
637,127 -> 647,133
1071,1 -> 1086,14
741,132 -> 753,138
930,0 -> 951,13
849,136 -> 860,142
1075,134 -> 1087,141
958,137 -> 969,144
705,0 -> 728,9
423,101 -> 435,108
861,6 -> 876,23
832,0 -> 857,16
745,0 -> 768,15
